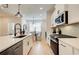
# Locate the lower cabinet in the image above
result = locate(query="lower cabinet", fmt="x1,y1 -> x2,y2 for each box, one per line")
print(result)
23,37 -> 30,55
73,48 -> 79,55
23,35 -> 33,55
0,35 -> 33,55
59,40 -> 79,55
0,41 -> 23,55
59,40 -> 73,55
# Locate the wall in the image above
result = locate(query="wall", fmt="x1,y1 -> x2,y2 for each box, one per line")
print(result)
41,20 -> 47,40
46,7 -> 55,37
41,7 -> 55,41
0,10 -> 21,36
60,23 -> 79,37
0,17 -> 8,36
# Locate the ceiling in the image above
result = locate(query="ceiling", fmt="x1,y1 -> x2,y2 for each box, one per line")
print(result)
0,4 -> 54,20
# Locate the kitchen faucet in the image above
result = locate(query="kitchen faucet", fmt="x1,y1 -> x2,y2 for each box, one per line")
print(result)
14,23 -> 22,36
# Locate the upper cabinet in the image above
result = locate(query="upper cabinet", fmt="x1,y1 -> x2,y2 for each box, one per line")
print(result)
68,5 -> 79,24
55,4 -> 67,14
51,4 -> 79,27
51,9 -> 56,26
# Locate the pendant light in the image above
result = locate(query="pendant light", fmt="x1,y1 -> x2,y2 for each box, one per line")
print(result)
15,4 -> 22,18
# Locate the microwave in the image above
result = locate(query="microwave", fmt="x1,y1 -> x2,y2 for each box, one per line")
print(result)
55,11 -> 68,25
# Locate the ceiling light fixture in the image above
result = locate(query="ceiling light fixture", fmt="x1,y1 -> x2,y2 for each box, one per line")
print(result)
40,7 -> 43,10
15,4 -> 22,18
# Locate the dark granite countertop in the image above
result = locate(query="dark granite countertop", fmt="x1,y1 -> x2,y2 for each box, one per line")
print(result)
50,34 -> 77,38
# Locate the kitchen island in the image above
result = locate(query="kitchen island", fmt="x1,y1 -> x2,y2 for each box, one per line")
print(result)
0,33 -> 34,55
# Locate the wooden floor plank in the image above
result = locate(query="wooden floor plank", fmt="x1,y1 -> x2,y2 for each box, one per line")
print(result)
28,39 -> 54,55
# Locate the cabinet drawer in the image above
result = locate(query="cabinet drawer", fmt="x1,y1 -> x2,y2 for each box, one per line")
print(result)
59,40 -> 73,55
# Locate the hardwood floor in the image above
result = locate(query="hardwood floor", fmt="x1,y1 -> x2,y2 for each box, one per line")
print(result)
28,39 -> 54,55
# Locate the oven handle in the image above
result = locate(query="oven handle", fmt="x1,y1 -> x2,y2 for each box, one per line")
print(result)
51,39 -> 58,43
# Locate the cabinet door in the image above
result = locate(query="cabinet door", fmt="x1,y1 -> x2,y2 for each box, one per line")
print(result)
51,10 -> 57,26
55,4 -> 65,14
29,35 -> 33,48
59,41 -> 73,55
13,45 -> 23,55
68,5 -> 79,24
23,38 -> 30,55
23,35 -> 33,55
73,48 -> 79,55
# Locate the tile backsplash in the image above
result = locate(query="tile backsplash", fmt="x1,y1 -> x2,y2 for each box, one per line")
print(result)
60,23 -> 79,37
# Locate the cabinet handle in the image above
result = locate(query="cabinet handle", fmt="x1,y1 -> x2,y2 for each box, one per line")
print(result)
60,44 -> 66,47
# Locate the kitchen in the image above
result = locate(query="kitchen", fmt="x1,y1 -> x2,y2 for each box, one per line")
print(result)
49,4 -> 79,55
0,4 -> 79,55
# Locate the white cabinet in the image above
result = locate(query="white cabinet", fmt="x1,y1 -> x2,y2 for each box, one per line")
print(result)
68,5 -> 79,24
23,37 -> 29,55
51,10 -> 56,26
59,40 -> 73,55
23,35 -> 33,55
59,40 -> 79,55
73,48 -> 79,55
55,4 -> 67,14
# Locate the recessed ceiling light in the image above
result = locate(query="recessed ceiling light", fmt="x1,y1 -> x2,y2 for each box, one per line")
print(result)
40,7 -> 43,10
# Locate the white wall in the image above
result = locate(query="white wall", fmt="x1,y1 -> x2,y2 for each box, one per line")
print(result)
0,16 -> 21,36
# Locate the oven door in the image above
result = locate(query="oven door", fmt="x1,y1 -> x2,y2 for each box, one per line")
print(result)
50,38 -> 59,55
